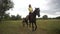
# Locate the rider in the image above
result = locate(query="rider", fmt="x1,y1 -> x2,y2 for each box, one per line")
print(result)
28,4 -> 33,19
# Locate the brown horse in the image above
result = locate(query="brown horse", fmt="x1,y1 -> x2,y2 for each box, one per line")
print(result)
22,8 -> 40,31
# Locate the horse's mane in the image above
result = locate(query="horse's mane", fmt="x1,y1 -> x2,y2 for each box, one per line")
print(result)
33,8 -> 39,13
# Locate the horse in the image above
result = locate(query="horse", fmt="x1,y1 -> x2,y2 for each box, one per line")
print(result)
22,8 -> 40,31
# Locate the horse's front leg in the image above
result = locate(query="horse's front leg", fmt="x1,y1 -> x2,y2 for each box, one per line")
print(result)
32,23 -> 34,31
26,21 -> 28,28
34,22 -> 37,31
29,22 -> 31,27
22,21 -> 25,27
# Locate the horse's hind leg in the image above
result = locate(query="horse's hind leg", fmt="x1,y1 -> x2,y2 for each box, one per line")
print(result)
26,21 -> 28,27
29,22 -> 31,27
22,21 -> 25,27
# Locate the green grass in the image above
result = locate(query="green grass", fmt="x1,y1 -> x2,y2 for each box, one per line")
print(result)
0,19 -> 60,34
37,19 -> 60,34
37,20 -> 60,30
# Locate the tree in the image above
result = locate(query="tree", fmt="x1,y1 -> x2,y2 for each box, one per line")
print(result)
4,13 -> 10,20
15,14 -> 21,20
42,15 -> 48,19
56,16 -> 60,19
10,15 -> 21,20
10,15 -> 16,20
0,0 -> 14,21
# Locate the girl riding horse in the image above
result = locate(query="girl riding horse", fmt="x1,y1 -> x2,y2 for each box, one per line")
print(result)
22,4 -> 40,31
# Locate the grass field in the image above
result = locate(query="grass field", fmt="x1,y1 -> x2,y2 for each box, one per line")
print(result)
0,19 -> 60,34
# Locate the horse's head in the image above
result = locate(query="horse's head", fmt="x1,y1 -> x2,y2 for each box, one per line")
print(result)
34,8 -> 40,17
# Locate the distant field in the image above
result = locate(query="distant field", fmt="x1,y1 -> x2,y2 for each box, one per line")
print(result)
0,19 -> 60,34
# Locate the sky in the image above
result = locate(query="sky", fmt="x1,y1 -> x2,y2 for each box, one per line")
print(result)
6,0 -> 60,18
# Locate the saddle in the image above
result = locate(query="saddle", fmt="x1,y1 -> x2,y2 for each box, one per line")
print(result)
29,13 -> 33,20
25,13 -> 33,20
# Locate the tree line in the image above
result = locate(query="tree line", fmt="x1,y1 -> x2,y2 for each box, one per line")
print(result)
3,13 -> 21,20
2,14 -> 60,20
37,15 -> 60,20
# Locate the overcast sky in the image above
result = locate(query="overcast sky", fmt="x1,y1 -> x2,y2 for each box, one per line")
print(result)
6,0 -> 60,18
